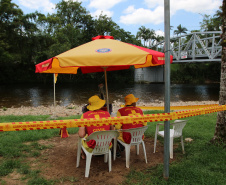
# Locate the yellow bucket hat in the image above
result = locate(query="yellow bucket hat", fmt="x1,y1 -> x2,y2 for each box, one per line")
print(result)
125,94 -> 139,106
87,95 -> 106,111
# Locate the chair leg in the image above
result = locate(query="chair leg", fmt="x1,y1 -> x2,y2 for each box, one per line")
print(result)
181,136 -> 185,154
113,138 -> 117,161
141,141 -> 147,163
153,126 -> 158,153
85,153 -> 92,178
170,137 -> 174,159
76,137 -> 82,168
109,151 -> 112,172
136,144 -> 139,155
125,145 -> 131,168
104,153 -> 108,163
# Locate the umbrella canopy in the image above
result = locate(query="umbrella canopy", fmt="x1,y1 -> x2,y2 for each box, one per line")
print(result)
54,35 -> 172,73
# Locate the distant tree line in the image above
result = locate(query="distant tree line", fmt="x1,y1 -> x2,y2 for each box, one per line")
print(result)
0,0 -> 141,84
0,0 -> 222,85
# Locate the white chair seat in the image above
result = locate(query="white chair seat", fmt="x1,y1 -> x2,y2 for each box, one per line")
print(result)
76,130 -> 119,177
154,120 -> 187,159
117,126 -> 148,168
158,130 -> 175,137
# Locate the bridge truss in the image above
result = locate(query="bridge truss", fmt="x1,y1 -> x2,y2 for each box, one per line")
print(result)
152,31 -> 222,63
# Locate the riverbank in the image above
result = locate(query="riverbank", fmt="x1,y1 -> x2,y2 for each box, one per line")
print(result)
0,100 -> 219,116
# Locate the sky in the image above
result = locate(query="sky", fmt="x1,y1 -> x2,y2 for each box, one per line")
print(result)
12,0 -> 222,37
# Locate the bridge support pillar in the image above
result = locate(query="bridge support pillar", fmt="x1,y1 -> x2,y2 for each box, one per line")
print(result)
134,66 -> 164,83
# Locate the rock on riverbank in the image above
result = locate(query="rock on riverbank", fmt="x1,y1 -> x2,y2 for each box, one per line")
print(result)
0,100 -> 219,117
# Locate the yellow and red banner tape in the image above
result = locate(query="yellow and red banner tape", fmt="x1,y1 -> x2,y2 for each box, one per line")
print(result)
0,105 -> 225,132
120,104 -> 219,110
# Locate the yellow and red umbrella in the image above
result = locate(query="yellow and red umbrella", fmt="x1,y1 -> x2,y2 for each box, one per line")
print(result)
54,35 -> 172,72
36,35 -> 173,112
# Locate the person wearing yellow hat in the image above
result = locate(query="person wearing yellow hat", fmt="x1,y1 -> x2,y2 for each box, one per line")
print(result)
115,94 -> 147,156
78,95 -> 113,159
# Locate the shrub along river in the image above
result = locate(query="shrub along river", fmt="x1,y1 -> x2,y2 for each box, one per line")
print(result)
0,83 -> 220,108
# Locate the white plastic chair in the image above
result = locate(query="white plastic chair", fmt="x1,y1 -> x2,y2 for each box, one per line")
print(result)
153,120 -> 187,159
117,126 -> 148,168
76,130 -> 119,178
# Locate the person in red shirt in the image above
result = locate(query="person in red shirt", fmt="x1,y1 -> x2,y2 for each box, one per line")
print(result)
79,95 -> 113,159
115,94 -> 147,156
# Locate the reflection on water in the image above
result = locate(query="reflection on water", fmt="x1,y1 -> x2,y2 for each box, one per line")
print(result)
0,83 -> 220,108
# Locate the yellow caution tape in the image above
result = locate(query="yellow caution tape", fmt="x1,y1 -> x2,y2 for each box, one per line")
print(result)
120,104 -> 218,110
0,105 -> 225,132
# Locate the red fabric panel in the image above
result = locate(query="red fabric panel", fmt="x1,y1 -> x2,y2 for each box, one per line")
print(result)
80,65 -> 130,74
92,35 -> 114,40
35,58 -> 53,73
128,44 -> 173,65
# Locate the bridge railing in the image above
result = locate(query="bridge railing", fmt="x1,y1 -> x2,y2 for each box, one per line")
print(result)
152,31 -> 222,63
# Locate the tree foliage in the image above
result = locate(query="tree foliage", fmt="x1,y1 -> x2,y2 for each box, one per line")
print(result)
174,24 -> 188,36
0,0 -> 141,84
0,0 -> 223,84
199,6 -> 222,32
136,26 -> 156,47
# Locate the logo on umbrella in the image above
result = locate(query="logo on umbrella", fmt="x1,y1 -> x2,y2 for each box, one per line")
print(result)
96,48 -> 112,53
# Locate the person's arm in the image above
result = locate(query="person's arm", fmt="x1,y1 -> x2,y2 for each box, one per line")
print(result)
78,127 -> 86,138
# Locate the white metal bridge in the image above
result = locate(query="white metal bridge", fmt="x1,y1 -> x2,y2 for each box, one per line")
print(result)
152,31 -> 222,63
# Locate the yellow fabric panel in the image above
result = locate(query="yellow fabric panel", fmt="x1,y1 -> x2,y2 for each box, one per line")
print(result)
134,55 -> 154,68
42,58 -> 78,74
57,39 -> 150,67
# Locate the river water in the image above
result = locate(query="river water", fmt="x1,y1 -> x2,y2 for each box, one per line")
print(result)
0,83 -> 220,108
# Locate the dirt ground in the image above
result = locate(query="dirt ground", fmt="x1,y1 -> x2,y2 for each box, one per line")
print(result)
1,133 -> 173,185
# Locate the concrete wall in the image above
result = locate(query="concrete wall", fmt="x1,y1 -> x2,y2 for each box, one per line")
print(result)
134,66 -> 164,83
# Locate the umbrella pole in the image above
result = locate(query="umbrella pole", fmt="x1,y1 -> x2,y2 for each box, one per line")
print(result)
53,73 -> 56,107
103,67 -> 110,113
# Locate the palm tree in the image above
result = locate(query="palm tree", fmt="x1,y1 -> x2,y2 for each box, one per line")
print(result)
174,24 -> 188,36
136,26 -> 155,47
212,0 -> 226,144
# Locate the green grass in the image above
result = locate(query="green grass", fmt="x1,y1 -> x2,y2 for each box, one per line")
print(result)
124,112 -> 226,185
0,114 -> 80,184
0,112 -> 226,184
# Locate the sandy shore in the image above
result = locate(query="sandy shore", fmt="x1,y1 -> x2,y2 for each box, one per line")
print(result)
0,100 -> 219,117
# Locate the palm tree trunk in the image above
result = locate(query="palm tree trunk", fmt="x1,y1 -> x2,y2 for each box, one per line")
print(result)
212,0 -> 226,143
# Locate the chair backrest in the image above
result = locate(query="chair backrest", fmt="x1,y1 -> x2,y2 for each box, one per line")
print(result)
120,126 -> 148,144
172,120 -> 187,137
86,130 -> 119,155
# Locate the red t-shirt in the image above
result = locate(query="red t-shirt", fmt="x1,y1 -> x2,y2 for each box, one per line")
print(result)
82,110 -> 111,148
117,106 -> 144,144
